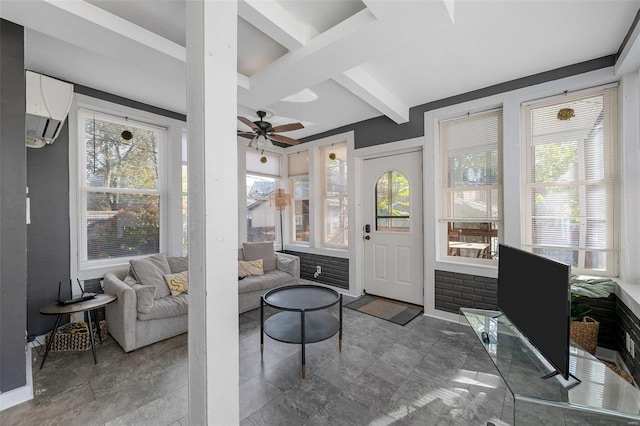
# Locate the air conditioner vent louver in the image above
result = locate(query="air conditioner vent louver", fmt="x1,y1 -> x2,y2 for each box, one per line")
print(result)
25,71 -> 73,148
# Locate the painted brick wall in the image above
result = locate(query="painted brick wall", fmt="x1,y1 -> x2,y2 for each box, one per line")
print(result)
434,270 -> 498,313
617,299 -> 640,384
284,250 -> 348,290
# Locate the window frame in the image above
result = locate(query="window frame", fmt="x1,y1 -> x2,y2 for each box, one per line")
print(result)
245,149 -> 281,244
289,151 -> 310,245
321,142 -> 348,249
76,107 -> 167,270
522,87 -> 618,276
439,109 -> 504,263
70,95 -> 186,280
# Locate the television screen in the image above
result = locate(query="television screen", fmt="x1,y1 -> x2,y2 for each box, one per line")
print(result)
497,244 -> 572,380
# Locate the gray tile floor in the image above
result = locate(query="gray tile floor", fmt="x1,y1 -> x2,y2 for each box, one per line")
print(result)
0,304 -> 513,425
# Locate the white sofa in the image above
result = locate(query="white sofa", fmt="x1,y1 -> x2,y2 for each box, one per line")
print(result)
104,245 -> 299,352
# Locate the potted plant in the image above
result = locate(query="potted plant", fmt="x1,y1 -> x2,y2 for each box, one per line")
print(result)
569,276 -> 616,354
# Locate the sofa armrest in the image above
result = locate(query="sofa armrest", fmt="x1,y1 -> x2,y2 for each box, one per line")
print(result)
275,252 -> 300,279
103,272 -> 137,352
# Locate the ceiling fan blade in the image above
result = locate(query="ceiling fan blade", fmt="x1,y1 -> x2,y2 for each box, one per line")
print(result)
270,122 -> 304,133
237,132 -> 255,139
269,133 -> 300,145
238,116 -> 260,131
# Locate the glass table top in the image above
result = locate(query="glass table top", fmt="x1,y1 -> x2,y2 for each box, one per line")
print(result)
460,308 -> 640,419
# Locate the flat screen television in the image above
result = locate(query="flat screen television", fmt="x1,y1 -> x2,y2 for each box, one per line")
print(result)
497,244 -> 572,380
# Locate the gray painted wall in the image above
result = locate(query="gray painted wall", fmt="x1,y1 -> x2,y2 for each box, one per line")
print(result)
26,122 -> 70,338
24,81 -> 185,339
301,56 -> 615,149
0,19 -> 28,393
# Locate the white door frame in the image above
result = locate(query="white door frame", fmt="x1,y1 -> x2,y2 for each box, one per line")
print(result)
354,136 -> 426,305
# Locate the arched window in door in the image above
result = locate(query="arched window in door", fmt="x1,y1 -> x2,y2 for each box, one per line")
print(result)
376,170 -> 410,232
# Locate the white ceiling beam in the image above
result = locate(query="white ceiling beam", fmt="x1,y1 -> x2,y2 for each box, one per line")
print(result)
615,17 -> 640,76
238,0 -> 316,51
42,0 -> 185,61
239,8 -> 381,109
333,67 -> 409,124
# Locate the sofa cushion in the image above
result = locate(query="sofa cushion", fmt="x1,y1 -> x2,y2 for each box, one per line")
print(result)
132,284 -> 156,313
167,256 -> 188,274
276,255 -> 297,277
137,293 -> 188,321
238,259 -> 264,278
243,242 -> 276,272
238,248 -> 244,261
238,270 -> 294,294
123,275 -> 156,313
129,253 -> 171,299
164,271 -> 189,296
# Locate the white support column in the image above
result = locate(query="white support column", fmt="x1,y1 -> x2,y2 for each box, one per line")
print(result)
186,1 -> 239,424
619,71 -> 640,283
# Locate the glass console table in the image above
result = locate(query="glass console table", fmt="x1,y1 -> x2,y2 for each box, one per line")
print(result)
460,308 -> 640,425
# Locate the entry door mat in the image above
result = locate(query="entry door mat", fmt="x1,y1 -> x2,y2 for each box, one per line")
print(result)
344,294 -> 423,326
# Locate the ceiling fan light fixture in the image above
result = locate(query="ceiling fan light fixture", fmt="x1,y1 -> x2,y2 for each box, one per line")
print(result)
281,88 -> 318,103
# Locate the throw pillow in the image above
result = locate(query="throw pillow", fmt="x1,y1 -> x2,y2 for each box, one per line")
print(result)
129,253 -> 172,299
164,271 -> 189,296
132,284 -> 156,313
238,259 -> 264,278
167,256 -> 188,274
242,242 -> 276,272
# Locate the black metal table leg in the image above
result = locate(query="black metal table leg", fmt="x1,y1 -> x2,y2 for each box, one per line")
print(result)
339,294 -> 343,351
86,309 -> 97,364
40,314 -> 63,369
260,297 -> 264,356
301,310 -> 306,378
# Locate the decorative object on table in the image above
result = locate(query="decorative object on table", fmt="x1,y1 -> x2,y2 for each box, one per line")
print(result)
270,188 -> 290,250
45,319 -> 108,352
569,275 -> 616,354
344,294 -> 422,326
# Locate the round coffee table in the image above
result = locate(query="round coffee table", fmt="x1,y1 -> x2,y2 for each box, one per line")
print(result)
261,284 -> 342,378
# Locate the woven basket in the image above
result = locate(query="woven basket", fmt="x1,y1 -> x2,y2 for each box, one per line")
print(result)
570,316 -> 599,355
45,320 -> 108,352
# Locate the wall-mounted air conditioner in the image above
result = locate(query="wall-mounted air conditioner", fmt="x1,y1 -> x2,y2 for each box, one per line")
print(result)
25,71 -> 73,148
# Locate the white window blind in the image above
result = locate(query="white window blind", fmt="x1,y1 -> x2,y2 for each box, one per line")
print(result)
523,87 -> 618,275
246,150 -> 280,175
441,110 -> 503,222
288,151 -> 309,176
79,110 -> 164,263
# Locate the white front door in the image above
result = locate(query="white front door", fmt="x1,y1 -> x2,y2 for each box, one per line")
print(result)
363,151 -> 424,305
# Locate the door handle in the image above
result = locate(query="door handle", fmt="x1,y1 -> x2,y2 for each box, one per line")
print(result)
364,235 -> 370,240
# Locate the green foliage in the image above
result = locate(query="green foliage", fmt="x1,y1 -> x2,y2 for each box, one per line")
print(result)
570,275 -> 616,321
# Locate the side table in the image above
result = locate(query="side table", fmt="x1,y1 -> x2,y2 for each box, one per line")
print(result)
39,293 -> 117,368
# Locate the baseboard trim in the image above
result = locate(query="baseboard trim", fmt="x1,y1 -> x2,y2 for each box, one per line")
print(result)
0,346 -> 34,411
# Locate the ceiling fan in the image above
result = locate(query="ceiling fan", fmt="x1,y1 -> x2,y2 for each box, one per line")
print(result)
237,110 -> 303,148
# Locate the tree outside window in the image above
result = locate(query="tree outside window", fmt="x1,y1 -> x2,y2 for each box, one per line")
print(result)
80,110 -> 163,261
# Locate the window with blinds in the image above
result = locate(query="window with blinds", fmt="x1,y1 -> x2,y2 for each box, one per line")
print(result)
79,109 -> 164,262
523,87 -> 618,275
440,110 -> 503,260
289,151 -> 309,243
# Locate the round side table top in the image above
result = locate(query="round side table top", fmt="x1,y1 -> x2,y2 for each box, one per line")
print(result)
40,293 -> 117,315
263,284 -> 339,311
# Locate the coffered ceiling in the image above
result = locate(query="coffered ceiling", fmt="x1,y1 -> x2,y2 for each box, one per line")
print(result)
1,0 -> 639,140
